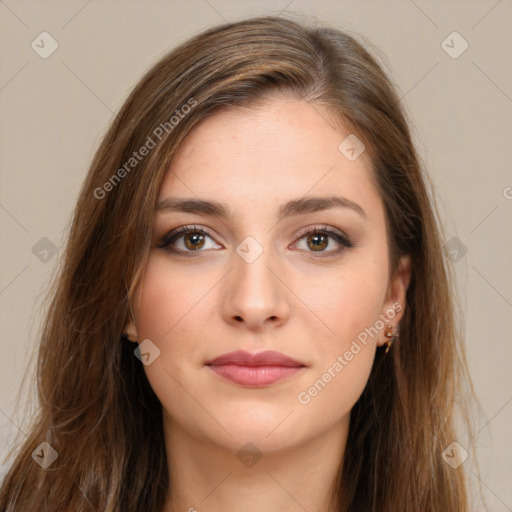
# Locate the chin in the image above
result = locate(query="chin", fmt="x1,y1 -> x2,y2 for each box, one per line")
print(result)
214,427 -> 303,458
201,408 -> 305,451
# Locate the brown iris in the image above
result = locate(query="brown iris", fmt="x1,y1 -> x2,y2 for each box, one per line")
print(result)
184,231 -> 206,250
307,233 -> 328,251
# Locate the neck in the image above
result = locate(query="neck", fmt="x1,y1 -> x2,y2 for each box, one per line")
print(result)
161,414 -> 349,512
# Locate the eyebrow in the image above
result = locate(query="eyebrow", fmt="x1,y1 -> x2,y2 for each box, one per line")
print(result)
155,195 -> 367,220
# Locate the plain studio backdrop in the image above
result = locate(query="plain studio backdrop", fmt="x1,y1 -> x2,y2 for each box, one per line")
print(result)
0,1 -> 511,510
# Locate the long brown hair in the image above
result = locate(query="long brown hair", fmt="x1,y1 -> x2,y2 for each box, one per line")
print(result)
0,14 -> 475,511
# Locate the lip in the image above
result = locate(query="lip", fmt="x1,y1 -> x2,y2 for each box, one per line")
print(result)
205,350 -> 306,387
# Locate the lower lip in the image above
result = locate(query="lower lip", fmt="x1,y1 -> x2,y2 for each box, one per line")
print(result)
207,364 -> 304,387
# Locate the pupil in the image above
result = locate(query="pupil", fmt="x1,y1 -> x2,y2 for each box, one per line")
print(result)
310,233 -> 327,251
186,232 -> 204,249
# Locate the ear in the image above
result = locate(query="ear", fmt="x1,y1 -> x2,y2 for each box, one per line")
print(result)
123,309 -> 139,343
376,254 -> 412,347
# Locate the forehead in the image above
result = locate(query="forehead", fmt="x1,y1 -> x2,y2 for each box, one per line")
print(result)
159,98 -> 381,220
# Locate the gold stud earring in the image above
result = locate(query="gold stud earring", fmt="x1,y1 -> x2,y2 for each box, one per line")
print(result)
384,324 -> 399,354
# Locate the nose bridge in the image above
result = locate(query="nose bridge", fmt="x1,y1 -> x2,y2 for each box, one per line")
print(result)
222,234 -> 290,329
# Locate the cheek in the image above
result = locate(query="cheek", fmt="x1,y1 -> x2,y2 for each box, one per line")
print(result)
294,277 -> 383,421
131,255 -> 212,393
292,258 -> 386,414
134,254 -> 210,341
131,257 -> 213,428
297,346 -> 375,429
294,255 -> 388,347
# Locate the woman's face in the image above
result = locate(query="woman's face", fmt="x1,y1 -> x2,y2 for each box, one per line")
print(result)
127,97 -> 410,454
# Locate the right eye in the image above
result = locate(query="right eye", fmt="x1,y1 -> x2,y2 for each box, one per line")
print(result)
156,225 -> 223,255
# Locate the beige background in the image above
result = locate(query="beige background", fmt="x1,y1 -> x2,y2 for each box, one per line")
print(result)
0,0 -> 511,510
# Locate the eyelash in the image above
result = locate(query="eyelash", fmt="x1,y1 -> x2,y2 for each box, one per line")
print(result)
155,224 -> 354,258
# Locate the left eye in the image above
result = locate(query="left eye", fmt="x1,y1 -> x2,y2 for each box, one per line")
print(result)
156,225 -> 353,257
292,227 -> 353,256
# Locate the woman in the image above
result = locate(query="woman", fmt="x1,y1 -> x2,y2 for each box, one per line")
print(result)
0,15 -> 475,511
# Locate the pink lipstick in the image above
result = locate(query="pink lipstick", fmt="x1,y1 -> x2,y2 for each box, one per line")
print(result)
205,350 -> 306,387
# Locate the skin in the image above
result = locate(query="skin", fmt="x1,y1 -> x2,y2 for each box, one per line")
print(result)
125,97 -> 411,512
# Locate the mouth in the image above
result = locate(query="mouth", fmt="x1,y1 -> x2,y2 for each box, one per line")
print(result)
205,350 -> 306,387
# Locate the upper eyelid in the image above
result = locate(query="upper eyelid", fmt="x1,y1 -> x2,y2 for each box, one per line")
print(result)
162,223 -> 345,238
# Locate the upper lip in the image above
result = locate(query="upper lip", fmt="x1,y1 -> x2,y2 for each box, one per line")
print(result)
205,350 -> 305,367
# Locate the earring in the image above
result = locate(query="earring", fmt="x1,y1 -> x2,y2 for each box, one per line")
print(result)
384,324 -> 399,354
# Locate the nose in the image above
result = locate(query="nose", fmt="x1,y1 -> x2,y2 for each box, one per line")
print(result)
221,245 -> 291,332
